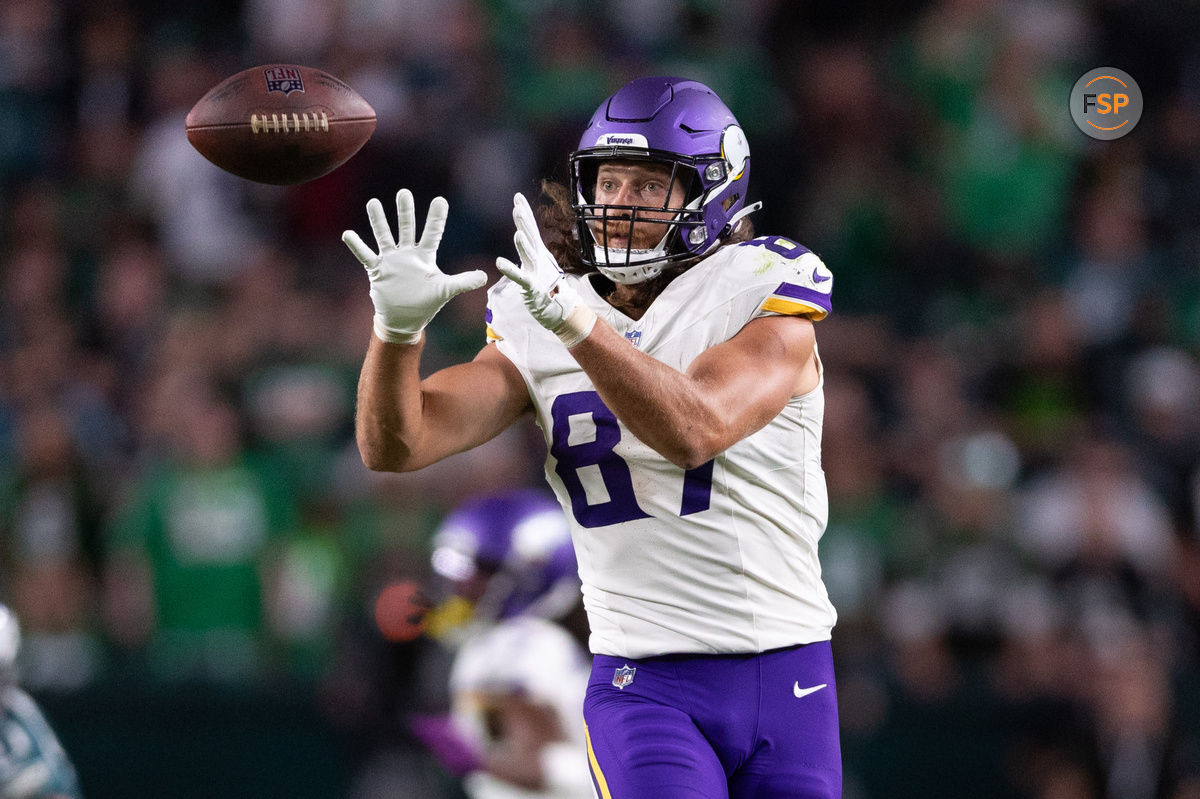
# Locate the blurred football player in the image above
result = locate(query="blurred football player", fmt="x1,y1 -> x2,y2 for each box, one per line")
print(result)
411,490 -> 593,799
423,489 -> 587,648
0,605 -> 84,799
346,76 -> 842,798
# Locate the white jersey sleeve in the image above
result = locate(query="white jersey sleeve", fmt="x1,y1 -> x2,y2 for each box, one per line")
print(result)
486,237 -> 837,659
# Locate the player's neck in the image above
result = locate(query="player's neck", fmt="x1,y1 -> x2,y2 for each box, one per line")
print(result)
592,264 -> 690,320
605,282 -> 657,320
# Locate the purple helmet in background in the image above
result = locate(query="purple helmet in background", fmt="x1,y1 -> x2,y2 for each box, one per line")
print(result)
430,489 -> 579,623
570,76 -> 759,284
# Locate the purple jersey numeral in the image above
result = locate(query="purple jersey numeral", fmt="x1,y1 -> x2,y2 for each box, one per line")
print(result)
550,391 -> 715,527
744,235 -> 810,259
680,459 -> 714,516
550,391 -> 650,528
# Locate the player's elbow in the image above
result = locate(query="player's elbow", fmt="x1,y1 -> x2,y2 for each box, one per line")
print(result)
669,451 -> 714,471
673,448 -> 721,471
661,429 -> 725,470
359,449 -> 398,472
357,438 -> 419,473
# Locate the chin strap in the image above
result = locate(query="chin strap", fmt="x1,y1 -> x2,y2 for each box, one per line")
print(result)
593,224 -> 673,267
592,230 -> 672,284
593,244 -> 669,266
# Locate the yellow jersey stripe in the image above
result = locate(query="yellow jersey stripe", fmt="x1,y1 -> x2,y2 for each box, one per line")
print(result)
584,721 -> 613,799
760,296 -> 828,320
485,325 -> 502,341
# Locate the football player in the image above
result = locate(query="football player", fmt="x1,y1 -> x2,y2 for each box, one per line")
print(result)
346,76 -> 841,798
424,489 -> 588,648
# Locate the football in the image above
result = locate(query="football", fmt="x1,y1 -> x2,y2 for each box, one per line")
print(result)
185,64 -> 376,185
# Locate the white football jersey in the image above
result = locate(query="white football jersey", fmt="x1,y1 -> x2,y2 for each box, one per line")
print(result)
450,616 -> 592,799
486,236 -> 837,658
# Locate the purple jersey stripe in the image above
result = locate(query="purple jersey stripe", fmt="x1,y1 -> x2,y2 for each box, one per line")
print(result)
773,282 -> 832,313
485,307 -> 493,324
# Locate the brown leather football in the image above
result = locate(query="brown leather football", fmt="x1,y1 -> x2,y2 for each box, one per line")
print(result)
185,64 -> 376,185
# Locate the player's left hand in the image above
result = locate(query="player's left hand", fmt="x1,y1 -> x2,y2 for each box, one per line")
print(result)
496,193 -> 596,348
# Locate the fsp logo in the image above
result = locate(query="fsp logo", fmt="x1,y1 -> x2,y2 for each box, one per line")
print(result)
1084,90 -> 1127,116
1070,67 -> 1142,140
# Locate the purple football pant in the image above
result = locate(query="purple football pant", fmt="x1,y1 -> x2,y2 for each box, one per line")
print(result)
583,641 -> 841,799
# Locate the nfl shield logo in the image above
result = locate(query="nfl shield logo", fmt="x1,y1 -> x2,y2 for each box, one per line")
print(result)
612,664 -> 636,689
624,330 -> 642,348
263,66 -> 305,95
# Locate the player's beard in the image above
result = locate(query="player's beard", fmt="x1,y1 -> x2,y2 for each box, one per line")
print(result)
591,214 -> 672,252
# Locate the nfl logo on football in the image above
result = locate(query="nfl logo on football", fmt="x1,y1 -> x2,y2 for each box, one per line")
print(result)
612,664 -> 636,689
264,66 -> 304,95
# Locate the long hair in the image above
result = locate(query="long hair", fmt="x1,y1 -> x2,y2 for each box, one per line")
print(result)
536,180 -> 587,275
535,180 -> 756,313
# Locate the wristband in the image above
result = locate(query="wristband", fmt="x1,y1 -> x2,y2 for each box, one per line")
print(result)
374,315 -> 424,346
551,305 -> 596,349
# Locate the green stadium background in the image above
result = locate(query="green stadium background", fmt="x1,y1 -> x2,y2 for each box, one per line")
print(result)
2,1 -> 1198,796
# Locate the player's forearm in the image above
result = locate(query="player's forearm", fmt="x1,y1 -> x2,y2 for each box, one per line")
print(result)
569,323 -> 730,469
355,333 -> 429,471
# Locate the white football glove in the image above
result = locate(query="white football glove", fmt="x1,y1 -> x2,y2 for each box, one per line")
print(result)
494,193 -> 596,348
343,189 -> 487,345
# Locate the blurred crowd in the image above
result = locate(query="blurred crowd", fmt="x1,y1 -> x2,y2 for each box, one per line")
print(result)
0,0 -> 1198,797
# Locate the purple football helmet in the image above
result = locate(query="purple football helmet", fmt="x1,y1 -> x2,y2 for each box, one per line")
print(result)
570,76 -> 759,283
430,489 -> 579,623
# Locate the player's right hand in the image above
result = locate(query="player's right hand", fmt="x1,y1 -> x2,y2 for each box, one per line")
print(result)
343,189 -> 487,345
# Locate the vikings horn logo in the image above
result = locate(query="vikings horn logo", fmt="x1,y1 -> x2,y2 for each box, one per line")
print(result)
612,664 -> 636,689
264,66 -> 305,95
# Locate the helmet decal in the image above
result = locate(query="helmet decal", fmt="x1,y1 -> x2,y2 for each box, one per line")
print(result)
721,125 -> 749,181
594,132 -> 649,148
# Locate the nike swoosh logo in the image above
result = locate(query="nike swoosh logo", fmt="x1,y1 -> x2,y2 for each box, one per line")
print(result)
793,682 -> 827,699
811,268 -> 831,284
